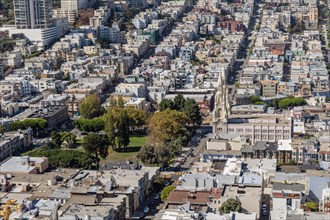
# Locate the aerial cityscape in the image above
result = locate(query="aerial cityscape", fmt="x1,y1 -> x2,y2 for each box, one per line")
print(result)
0,0 -> 329,219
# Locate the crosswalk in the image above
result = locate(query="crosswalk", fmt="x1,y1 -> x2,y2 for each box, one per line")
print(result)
173,171 -> 188,176
173,180 -> 181,185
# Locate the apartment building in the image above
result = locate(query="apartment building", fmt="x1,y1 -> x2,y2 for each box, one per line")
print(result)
225,115 -> 292,144
0,129 -> 33,162
52,8 -> 77,24
0,156 -> 49,174
319,186 -> 330,213
60,0 -> 93,11
272,182 -> 305,215
14,0 -> 53,29
260,80 -> 278,97
0,81 -> 23,96
0,59 -> 4,79
89,6 -> 111,27
115,83 -> 146,98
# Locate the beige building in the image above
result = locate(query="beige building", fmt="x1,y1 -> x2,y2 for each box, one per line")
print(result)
52,8 -> 77,24
83,45 -> 98,55
0,81 -> 23,96
220,113 -> 292,145
124,97 -> 150,112
60,0 -> 91,11
0,129 -> 33,162
0,156 -> 49,174
309,6 -> 318,22
260,80 -> 278,97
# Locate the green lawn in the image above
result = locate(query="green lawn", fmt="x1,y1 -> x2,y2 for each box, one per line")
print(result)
128,135 -> 146,148
76,135 -> 146,163
103,135 -> 146,163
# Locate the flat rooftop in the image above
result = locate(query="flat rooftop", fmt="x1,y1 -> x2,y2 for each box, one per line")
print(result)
167,188 -> 222,205
61,204 -> 115,217
0,156 -> 46,174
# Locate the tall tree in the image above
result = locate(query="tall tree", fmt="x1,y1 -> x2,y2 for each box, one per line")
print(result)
83,133 -> 109,170
115,110 -> 130,150
51,131 -> 62,148
220,198 -> 241,214
148,109 -> 189,144
137,144 -> 157,165
103,108 -> 130,150
125,107 -> 147,130
174,94 -> 186,111
137,143 -> 172,167
73,118 -> 105,132
79,94 -> 105,119
103,110 -> 116,148
159,99 -> 175,111
61,132 -> 77,148
154,144 -> 171,167
183,98 -> 202,126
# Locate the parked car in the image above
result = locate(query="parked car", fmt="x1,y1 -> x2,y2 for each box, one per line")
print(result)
262,204 -> 267,216
154,194 -> 160,200
164,180 -> 170,186
143,207 -> 149,213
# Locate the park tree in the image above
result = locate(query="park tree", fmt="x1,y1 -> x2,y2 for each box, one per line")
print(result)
61,132 -> 77,148
161,185 -> 176,202
137,144 -> 158,165
125,107 -> 147,131
174,94 -> 186,111
103,108 -> 130,150
138,142 -> 176,167
159,99 -> 175,111
167,138 -> 184,156
79,94 -> 105,119
115,110 -> 130,150
73,118 -> 105,132
83,133 -> 109,170
148,109 -> 189,144
8,118 -> 47,136
154,144 -> 172,167
103,111 -> 116,148
183,98 -> 202,126
220,198 -> 241,214
50,131 -> 62,148
23,148 -> 92,169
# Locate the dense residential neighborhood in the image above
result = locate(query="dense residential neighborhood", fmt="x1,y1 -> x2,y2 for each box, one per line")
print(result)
0,0 -> 329,219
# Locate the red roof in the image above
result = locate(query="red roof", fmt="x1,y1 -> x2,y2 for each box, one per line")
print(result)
166,188 -> 222,205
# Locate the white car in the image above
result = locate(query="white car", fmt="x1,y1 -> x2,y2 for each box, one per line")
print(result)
154,194 -> 160,200
143,207 -> 149,213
